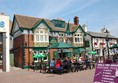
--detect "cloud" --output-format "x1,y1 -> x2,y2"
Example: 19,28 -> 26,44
59,0 -> 100,18
37,0 -> 72,18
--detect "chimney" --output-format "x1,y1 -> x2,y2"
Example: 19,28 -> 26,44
74,16 -> 79,25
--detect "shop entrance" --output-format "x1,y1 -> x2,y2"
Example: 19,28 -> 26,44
0,33 -> 3,70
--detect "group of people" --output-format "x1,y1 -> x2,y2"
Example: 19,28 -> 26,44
50,57 -> 71,74
49,55 -> 96,74
98,53 -> 118,64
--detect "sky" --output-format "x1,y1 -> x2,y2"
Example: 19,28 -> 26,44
0,0 -> 118,37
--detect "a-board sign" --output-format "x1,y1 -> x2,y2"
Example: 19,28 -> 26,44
93,63 -> 118,83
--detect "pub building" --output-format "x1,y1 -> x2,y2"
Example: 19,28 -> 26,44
10,14 -> 86,68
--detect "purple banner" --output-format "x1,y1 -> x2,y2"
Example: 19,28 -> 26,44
93,63 -> 118,83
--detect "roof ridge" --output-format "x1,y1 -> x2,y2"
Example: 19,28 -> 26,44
14,14 -> 51,21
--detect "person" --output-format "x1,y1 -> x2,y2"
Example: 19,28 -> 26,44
91,57 -> 96,68
66,57 -> 72,72
55,58 -> 63,74
62,57 -> 68,70
85,58 -> 91,70
105,56 -> 112,64
98,56 -> 104,63
50,58 -> 55,73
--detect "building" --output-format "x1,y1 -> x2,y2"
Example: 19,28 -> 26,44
10,14 -> 86,68
85,26 -> 117,58
0,13 -> 10,72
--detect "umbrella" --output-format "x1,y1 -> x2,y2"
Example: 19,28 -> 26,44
110,43 -> 118,49
33,54 -> 41,58
33,53 -> 46,58
73,48 -> 86,53
88,51 -> 97,55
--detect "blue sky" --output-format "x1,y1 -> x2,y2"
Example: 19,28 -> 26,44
0,0 -> 118,37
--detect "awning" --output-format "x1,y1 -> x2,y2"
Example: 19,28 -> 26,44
110,43 -> 118,49
48,42 -> 74,49
73,48 -> 86,53
33,47 -> 48,51
88,51 -> 97,55
58,49 -> 72,53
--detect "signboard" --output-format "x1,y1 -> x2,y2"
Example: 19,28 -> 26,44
93,63 -> 118,83
49,37 -> 57,45
0,21 -> 5,28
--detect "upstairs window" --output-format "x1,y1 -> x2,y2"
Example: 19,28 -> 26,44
74,33 -> 83,43
34,29 -> 49,42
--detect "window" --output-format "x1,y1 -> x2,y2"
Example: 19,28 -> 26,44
96,39 -> 99,43
34,29 -> 49,42
59,33 -> 64,36
51,20 -> 65,28
74,33 -> 83,43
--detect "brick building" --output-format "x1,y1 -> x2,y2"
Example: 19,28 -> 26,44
10,14 -> 86,68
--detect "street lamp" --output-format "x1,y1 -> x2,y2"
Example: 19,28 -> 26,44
28,29 -> 30,71
104,29 -> 110,59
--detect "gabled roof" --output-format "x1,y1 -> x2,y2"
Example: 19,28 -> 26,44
13,14 -> 84,33
87,31 -> 117,39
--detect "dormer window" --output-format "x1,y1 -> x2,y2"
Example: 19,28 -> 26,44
51,19 -> 65,28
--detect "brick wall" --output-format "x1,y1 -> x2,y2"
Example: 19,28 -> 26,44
49,49 -> 58,61
14,34 -> 34,68
24,34 -> 33,66
14,35 -> 23,68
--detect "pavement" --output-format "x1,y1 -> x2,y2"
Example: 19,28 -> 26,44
0,68 -> 95,83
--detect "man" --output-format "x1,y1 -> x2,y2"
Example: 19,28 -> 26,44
50,58 -> 55,73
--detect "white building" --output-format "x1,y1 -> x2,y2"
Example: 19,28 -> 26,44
83,25 -> 117,58
0,13 -> 10,72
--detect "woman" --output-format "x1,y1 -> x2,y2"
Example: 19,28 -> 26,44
55,58 -> 63,74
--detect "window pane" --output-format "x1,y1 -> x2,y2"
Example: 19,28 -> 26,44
78,38 -> 79,42
80,38 -> 82,42
45,35 -> 48,41
35,30 -> 39,34
36,35 -> 39,41
40,35 -> 43,41
40,31 -> 43,34
75,38 -> 77,42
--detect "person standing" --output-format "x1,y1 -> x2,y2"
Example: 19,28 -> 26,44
85,58 -> 91,70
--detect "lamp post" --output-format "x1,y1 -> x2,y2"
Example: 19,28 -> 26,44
104,29 -> 110,59
28,29 -> 30,71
